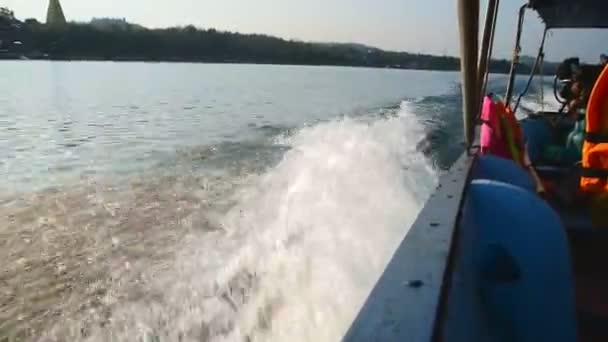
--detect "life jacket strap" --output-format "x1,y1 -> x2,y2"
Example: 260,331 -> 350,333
585,132 -> 608,144
581,168 -> 608,179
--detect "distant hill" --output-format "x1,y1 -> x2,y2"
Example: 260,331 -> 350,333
520,55 -> 538,67
314,42 -> 381,53
89,17 -> 145,31
518,55 -> 559,74
1,6 -> 536,74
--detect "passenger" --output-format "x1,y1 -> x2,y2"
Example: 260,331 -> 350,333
559,60 -> 603,162
566,83 -> 581,119
542,57 -> 601,165
555,57 -> 579,82
555,58 -> 581,119
601,54 -> 607,66
555,57 -> 602,120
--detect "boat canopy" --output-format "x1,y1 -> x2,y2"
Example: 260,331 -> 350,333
529,0 -> 608,29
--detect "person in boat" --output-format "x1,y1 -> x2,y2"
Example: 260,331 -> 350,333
601,54 -> 607,66
556,57 -> 602,120
542,58 -> 603,166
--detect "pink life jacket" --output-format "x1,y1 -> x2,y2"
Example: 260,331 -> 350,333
480,95 -> 511,160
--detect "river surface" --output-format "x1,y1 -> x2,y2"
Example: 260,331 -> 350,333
0,61 -> 551,341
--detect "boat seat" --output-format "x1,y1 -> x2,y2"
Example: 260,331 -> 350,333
535,165 -> 573,178
461,179 -> 577,341
529,111 -> 562,118
521,113 -> 585,170
472,155 -> 535,192
558,200 -> 608,234
520,116 -> 554,163
561,210 -> 599,234
474,154 -> 605,234
578,310 -> 608,341
536,167 -> 607,233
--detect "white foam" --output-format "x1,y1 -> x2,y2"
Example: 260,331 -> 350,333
516,85 -> 563,118
54,102 -> 436,342
220,104 -> 436,342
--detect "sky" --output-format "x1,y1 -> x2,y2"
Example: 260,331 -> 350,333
3,0 -> 608,62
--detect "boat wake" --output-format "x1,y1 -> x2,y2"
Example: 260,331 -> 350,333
515,85 -> 563,118
2,103 -> 436,342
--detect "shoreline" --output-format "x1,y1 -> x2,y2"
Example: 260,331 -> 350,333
0,56 -> 517,74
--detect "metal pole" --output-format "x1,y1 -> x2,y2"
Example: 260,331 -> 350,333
505,5 -> 527,106
457,0 -> 480,148
478,0 -> 499,99
513,28 -> 548,112
480,0 -> 500,99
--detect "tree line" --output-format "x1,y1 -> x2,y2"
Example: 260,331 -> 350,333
1,8 -> 547,74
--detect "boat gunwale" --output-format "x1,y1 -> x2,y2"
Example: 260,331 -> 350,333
343,154 -> 475,342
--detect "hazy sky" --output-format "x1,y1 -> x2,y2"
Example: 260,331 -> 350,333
3,0 -> 608,62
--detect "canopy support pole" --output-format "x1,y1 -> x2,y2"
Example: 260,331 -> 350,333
478,0 -> 500,100
457,0 -> 480,148
505,5 -> 527,106
480,0 -> 501,100
513,28 -> 548,113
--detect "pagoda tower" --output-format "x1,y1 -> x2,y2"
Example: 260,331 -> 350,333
46,0 -> 67,26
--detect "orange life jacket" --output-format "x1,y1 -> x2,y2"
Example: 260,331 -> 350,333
581,64 -> 608,193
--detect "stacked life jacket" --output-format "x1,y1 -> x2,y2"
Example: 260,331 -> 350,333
581,64 -> 608,194
480,95 -> 526,166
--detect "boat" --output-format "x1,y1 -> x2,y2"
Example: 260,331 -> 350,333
344,0 -> 608,341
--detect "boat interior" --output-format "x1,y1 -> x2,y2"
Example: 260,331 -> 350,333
464,0 -> 608,340
521,83 -> 608,340
344,1 -> 608,341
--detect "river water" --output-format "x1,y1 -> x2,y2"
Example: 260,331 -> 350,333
0,61 -> 547,341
